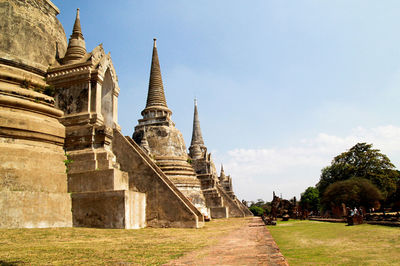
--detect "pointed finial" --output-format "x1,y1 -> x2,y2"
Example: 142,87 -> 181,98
153,38 -> 157,48
189,98 -> 206,159
142,38 -> 170,112
189,98 -> 204,147
63,7 -> 86,64
72,8 -> 84,38
219,164 -> 227,181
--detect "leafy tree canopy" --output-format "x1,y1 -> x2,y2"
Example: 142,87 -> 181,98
322,177 -> 383,209
300,187 -> 320,212
316,143 -> 399,199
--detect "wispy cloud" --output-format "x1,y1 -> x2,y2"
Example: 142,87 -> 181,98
213,125 -> 400,202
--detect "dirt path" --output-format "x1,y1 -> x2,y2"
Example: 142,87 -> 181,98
165,217 -> 288,266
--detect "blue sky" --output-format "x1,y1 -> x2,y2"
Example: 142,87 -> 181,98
52,0 -> 400,202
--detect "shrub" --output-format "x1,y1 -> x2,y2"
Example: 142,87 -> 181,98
249,205 -> 264,216
322,177 -> 383,209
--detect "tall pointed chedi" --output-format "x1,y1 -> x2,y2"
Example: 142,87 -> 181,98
189,99 -> 206,159
219,164 -> 234,197
63,8 -> 87,64
219,164 -> 227,181
143,39 -> 170,112
140,39 -> 172,124
188,102 -> 248,219
133,39 -> 209,218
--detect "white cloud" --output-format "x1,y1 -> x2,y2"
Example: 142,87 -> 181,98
213,125 -> 400,202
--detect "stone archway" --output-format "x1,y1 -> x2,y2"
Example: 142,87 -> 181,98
101,68 -> 114,128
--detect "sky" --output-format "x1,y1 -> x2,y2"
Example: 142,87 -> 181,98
52,0 -> 400,202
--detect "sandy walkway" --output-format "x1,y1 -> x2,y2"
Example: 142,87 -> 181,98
165,217 -> 288,266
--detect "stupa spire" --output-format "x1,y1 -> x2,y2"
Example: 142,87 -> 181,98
189,99 -> 206,159
190,99 -> 205,146
63,8 -> 87,64
219,164 -> 227,181
145,38 -> 168,109
72,8 -> 84,39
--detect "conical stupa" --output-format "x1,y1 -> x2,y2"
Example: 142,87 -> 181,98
133,39 -> 209,218
189,99 -> 207,159
63,9 -> 86,64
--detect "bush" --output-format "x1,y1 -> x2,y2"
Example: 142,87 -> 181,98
249,205 -> 264,216
322,177 -> 383,209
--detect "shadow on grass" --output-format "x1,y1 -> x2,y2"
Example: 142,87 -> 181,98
0,261 -> 24,266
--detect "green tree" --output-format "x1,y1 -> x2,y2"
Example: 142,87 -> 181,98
300,187 -> 320,212
249,205 -> 264,216
322,177 -> 383,209
248,199 -> 271,215
316,143 -> 399,199
386,178 -> 400,210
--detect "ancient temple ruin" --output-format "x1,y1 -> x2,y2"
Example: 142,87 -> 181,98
0,0 -> 250,229
188,101 -> 253,218
132,39 -> 210,218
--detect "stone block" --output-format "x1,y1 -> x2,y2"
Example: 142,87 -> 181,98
0,191 -> 72,228
68,168 -> 129,193
68,150 -> 96,161
67,159 -> 97,173
210,206 -> 229,219
204,194 -> 224,208
71,190 -> 146,229
0,138 -> 68,193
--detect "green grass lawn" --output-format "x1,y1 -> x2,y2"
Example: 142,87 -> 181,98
268,220 -> 400,265
0,218 -> 247,265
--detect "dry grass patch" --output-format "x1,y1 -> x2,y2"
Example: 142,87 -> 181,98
268,220 -> 400,265
0,218 -> 247,265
